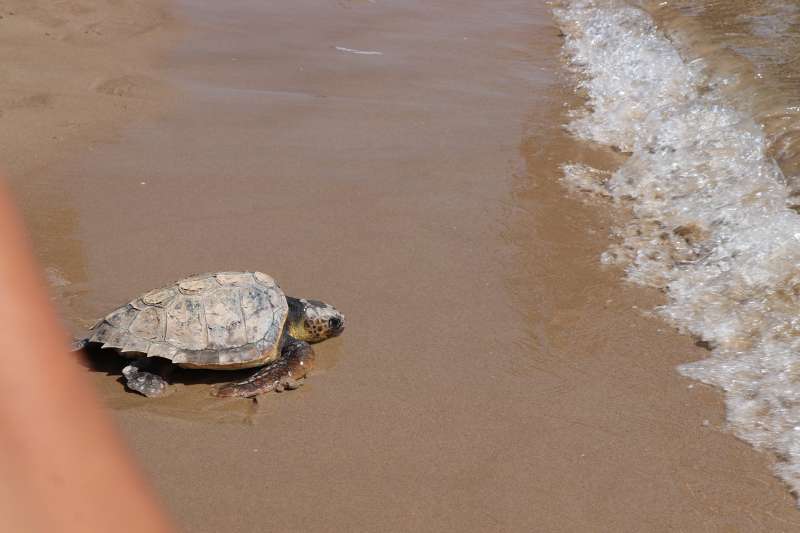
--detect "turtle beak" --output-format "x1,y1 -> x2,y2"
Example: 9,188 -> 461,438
328,315 -> 345,336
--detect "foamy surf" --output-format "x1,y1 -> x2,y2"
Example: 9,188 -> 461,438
554,0 -> 800,498
334,46 -> 384,56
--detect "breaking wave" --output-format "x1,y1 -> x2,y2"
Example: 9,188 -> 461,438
554,0 -> 800,497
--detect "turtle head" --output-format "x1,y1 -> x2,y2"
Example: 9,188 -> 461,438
287,297 -> 345,343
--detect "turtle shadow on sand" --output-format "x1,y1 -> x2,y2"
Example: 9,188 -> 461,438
80,344 -> 257,389
78,345 -> 273,424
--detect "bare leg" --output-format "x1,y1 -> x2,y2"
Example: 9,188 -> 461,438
212,339 -> 315,398
0,180 -> 175,532
122,357 -> 173,398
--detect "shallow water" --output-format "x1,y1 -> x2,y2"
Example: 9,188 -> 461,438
557,0 -> 800,499
643,0 -> 800,186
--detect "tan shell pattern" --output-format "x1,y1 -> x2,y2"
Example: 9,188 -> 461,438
87,272 -> 289,368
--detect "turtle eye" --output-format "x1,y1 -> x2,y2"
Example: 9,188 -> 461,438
329,317 -> 342,330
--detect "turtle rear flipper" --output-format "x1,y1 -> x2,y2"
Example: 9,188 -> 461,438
70,338 -> 89,352
122,357 -> 174,398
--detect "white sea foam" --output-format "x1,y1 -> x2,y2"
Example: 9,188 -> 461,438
554,0 -> 800,496
334,46 -> 383,56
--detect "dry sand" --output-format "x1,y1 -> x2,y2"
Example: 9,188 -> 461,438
7,0 -> 800,531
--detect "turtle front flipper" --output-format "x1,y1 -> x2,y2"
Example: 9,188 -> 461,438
212,339 -> 315,398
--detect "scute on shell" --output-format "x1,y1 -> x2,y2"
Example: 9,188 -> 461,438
87,272 -> 288,368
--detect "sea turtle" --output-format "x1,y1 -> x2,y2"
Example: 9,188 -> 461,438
74,271 -> 345,398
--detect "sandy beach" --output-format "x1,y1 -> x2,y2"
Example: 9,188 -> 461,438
7,0 -> 800,530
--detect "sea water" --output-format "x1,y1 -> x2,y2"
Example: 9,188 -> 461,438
554,0 -> 800,497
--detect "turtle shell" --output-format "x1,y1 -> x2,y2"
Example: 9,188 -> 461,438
87,272 -> 289,369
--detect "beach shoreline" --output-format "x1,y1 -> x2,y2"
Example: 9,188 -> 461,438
7,0 -> 800,530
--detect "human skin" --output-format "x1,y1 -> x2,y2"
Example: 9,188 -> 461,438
0,181 -> 175,533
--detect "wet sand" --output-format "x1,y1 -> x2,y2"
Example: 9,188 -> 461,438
0,0 -> 176,315
9,0 -> 800,530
